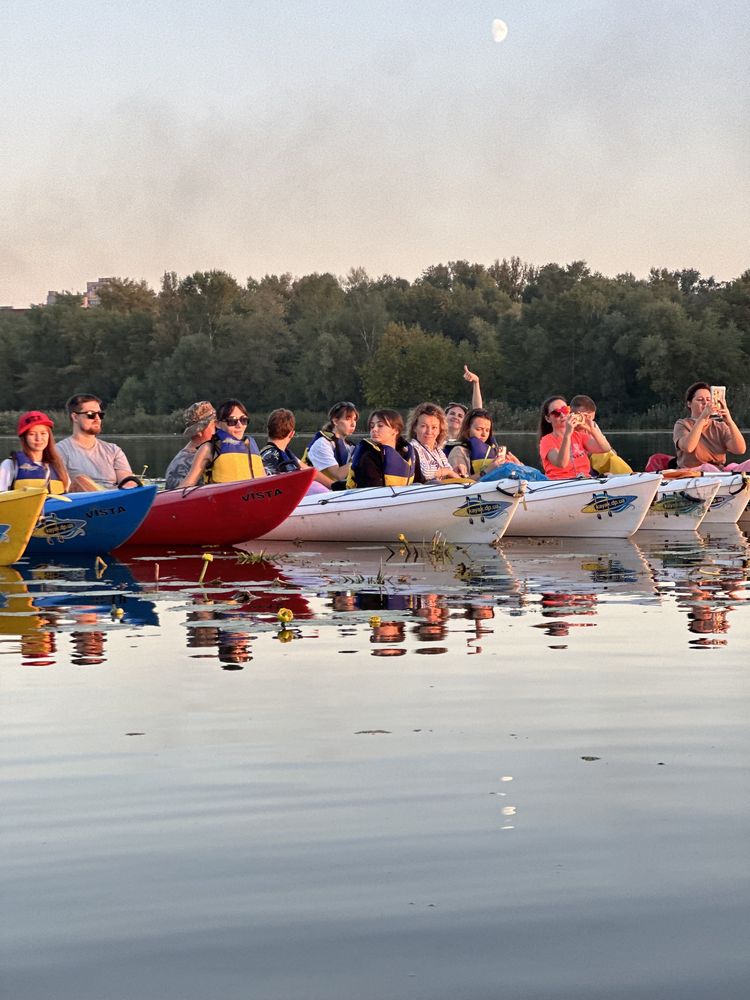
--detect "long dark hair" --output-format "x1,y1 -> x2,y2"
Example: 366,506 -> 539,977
458,408 -> 495,445
368,408 -> 405,439
323,401 -> 359,435
538,395 -> 568,440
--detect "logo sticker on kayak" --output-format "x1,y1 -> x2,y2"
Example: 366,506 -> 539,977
33,514 -> 87,543
453,498 -> 512,521
651,493 -> 706,518
580,492 -> 637,519
0,523 -> 9,543
709,494 -> 731,510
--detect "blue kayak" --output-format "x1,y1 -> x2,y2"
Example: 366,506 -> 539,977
24,485 -> 157,556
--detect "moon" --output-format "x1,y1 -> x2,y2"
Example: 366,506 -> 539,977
491,18 -> 508,43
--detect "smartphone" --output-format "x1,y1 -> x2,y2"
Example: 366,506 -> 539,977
710,385 -> 726,420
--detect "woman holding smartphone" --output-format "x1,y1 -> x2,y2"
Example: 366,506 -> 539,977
674,382 -> 746,470
538,396 -> 612,479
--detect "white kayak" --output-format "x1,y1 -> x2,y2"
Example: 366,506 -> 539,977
505,473 -> 662,538
700,472 -> 750,524
258,477 -> 526,544
637,476 -> 722,532
501,535 -> 658,601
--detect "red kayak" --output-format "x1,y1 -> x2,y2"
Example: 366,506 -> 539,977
117,550 -> 314,619
118,467 -> 314,548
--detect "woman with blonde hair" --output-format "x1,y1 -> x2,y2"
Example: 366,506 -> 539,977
406,402 -> 464,480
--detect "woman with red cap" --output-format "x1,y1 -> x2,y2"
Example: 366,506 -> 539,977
0,411 -> 70,493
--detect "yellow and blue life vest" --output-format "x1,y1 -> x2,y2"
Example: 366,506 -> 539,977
206,429 -> 265,483
466,436 -> 500,477
346,438 -> 416,489
11,451 -> 65,494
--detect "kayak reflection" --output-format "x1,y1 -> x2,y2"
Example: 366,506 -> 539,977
640,526 -> 750,644
1,556 -> 160,666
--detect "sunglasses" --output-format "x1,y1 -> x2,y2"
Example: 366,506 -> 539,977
548,406 -> 570,419
225,416 -> 249,427
75,410 -> 105,419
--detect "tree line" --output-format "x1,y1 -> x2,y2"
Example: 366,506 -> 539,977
1,258 -> 749,432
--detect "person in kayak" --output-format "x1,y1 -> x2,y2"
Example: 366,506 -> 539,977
569,395 -> 632,473
539,396 -> 612,479
0,410 -> 70,493
180,398 -> 266,487
407,402 -> 466,480
444,365 -> 483,456
164,401 -> 217,490
303,401 -> 358,487
347,409 -> 424,488
674,382 -> 746,470
57,393 -> 136,490
448,408 -> 521,480
261,408 -> 329,492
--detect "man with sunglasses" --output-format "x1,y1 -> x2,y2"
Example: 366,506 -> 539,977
57,393 -> 136,490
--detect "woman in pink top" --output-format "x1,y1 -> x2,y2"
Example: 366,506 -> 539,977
538,395 -> 612,479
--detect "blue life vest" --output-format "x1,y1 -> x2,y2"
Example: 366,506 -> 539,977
466,436 -> 500,477
11,451 -> 65,494
303,429 -> 351,472
347,439 -> 416,489
261,443 -> 301,475
206,429 -> 265,483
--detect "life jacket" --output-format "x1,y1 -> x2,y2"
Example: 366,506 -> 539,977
346,438 -> 416,489
302,429 -> 351,471
11,451 -> 65,494
466,436 -> 500,477
260,443 -> 301,475
205,429 -> 265,483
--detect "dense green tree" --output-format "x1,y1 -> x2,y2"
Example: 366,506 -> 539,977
97,277 -> 157,313
177,270 -> 243,345
361,323 -> 465,408
339,267 -> 390,357
2,259 -> 748,429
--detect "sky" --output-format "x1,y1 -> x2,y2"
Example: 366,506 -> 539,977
2,0 -> 748,306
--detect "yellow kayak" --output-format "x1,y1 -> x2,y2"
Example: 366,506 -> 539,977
0,489 -> 46,565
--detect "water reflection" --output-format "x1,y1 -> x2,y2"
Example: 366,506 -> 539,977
638,526 -> 750,645
2,529 -> 749,666
0,557 -> 158,667
185,597 -> 255,668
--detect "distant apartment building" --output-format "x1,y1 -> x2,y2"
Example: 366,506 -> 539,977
83,277 -> 114,307
45,277 -> 114,308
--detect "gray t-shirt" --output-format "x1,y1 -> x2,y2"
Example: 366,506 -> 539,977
57,436 -> 132,489
164,443 -> 198,490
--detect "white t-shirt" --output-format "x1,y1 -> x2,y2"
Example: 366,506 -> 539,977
0,458 -> 16,492
306,436 -> 351,473
57,436 -> 132,488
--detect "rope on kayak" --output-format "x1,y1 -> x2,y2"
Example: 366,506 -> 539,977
728,474 -> 749,496
493,480 -> 527,500
678,491 -> 711,504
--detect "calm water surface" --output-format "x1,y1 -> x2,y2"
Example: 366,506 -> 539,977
2,527 -> 749,999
